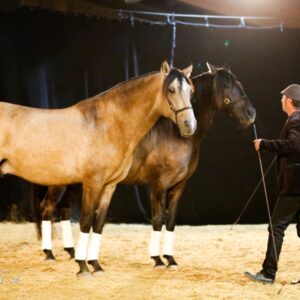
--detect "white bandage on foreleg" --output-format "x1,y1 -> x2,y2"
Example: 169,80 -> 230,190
86,232 -> 102,261
61,220 -> 74,248
162,230 -> 175,256
75,232 -> 89,260
149,230 -> 161,257
42,220 -> 52,250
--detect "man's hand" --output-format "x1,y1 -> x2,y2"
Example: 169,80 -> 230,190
253,139 -> 262,151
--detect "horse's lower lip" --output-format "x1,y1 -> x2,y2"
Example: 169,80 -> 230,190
180,130 -> 194,137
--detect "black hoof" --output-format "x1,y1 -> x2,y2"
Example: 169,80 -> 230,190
151,256 -> 166,268
64,247 -> 75,259
43,249 -> 56,260
163,255 -> 178,268
76,259 -> 90,275
88,260 -> 104,273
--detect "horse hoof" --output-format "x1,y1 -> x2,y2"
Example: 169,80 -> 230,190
43,249 -> 56,260
76,271 -> 92,278
64,247 -> 75,259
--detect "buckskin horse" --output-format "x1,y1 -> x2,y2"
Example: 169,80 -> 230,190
0,61 -> 196,276
35,63 -> 255,270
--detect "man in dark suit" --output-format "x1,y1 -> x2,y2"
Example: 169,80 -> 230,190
245,84 -> 300,284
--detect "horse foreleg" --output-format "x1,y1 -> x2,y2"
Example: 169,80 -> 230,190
41,185 -> 66,260
163,181 -> 187,268
149,187 -> 167,268
75,181 -> 102,277
87,184 -> 116,275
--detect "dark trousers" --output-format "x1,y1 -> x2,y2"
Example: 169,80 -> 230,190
261,195 -> 300,279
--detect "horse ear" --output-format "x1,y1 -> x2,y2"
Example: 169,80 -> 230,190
160,61 -> 170,77
182,64 -> 193,78
223,63 -> 231,72
206,62 -> 217,74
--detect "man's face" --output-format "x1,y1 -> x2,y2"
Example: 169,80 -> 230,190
281,95 -> 288,113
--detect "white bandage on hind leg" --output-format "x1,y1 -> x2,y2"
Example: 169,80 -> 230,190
162,230 -> 175,256
75,232 -> 89,260
61,220 -> 74,248
149,230 -> 161,257
42,220 -> 52,250
86,232 -> 102,261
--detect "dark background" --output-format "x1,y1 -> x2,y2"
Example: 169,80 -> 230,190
0,3 -> 299,225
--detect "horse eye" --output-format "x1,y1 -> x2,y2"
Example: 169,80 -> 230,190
169,87 -> 176,94
224,98 -> 231,105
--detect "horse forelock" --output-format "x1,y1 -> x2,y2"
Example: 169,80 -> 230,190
162,69 -> 192,97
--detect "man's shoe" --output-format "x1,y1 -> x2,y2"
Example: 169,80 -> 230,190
244,271 -> 274,284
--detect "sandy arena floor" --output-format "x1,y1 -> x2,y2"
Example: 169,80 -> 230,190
0,222 -> 299,300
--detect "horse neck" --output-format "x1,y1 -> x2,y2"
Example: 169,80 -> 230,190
192,73 -> 217,139
100,73 -> 164,149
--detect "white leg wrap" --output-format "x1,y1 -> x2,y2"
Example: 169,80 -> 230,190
163,230 -> 174,256
149,230 -> 161,257
61,220 -> 74,248
42,220 -> 52,250
87,232 -> 102,261
75,232 -> 89,260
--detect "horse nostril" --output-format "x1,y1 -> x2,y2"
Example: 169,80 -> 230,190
184,120 -> 190,127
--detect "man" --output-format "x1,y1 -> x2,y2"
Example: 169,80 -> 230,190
245,84 -> 300,284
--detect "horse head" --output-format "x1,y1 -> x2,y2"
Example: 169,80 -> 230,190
160,61 -> 197,137
207,62 -> 256,127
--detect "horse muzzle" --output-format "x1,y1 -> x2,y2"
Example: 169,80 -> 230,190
176,109 -> 197,137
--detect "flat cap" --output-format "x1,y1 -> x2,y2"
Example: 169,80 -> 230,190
281,84 -> 300,102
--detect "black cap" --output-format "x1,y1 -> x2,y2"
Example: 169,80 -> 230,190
281,84 -> 300,102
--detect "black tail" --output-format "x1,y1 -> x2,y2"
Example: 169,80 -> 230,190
30,184 -> 47,240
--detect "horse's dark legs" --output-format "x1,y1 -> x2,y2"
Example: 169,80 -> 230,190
88,184 -> 116,275
150,187 -> 167,268
163,181 -> 186,268
40,185 -> 66,260
75,181 -> 102,277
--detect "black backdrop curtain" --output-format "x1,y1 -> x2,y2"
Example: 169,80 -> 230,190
1,7 -> 300,224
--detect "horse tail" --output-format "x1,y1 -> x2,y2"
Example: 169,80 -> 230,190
30,184 -> 46,240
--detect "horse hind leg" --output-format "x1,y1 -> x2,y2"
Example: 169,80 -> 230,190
163,181 -> 187,268
40,185 -> 66,260
58,185 -> 79,259
149,187 -> 167,268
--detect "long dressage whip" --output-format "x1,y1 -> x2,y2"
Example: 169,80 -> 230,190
252,123 -> 278,263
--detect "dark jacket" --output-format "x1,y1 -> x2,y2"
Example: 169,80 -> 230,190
260,110 -> 300,195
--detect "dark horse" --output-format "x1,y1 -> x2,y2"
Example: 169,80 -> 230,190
0,61 -> 196,276
34,63 -> 255,269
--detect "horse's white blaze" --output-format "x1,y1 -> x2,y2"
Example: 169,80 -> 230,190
86,232 -> 102,261
182,79 -> 190,95
75,232 -> 89,260
61,220 -> 74,248
41,220 -> 52,250
162,230 -> 174,256
149,230 -> 161,256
